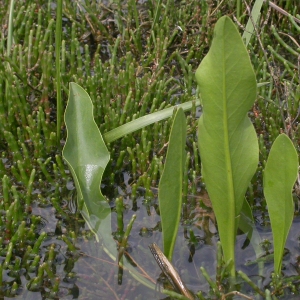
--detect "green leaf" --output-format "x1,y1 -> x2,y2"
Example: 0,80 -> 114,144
62,83 -> 155,290
103,100 -> 200,143
158,108 -> 186,261
63,82 -> 110,220
263,134 -> 298,275
242,0 -> 264,46
196,16 -> 258,276
62,83 -> 114,252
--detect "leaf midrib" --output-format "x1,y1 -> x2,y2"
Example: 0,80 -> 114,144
222,35 -> 236,251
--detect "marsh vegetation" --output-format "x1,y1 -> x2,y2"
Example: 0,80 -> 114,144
1,0 -> 300,299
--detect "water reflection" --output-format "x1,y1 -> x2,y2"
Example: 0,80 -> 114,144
73,193 -> 300,299
25,185 -> 300,299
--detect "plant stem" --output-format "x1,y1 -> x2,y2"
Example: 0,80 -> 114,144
56,0 -> 62,145
7,0 -> 15,54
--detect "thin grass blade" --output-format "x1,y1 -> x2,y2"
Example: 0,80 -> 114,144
103,100 -> 199,143
242,0 -> 264,46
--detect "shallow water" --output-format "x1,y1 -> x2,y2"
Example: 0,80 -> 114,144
5,172 -> 299,300
69,190 -> 300,299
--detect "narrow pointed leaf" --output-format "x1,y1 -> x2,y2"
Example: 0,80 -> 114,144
159,108 -> 186,261
196,16 -> 258,274
242,0 -> 264,46
263,134 -> 298,275
103,100 -> 200,143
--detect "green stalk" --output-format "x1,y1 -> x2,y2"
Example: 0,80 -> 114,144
236,0 -> 241,22
56,0 -> 63,145
7,0 -> 15,54
5,0 -> 15,126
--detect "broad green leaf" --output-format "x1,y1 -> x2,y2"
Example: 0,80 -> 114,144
62,83 -> 155,290
63,82 -> 110,220
103,100 -> 200,143
159,108 -> 186,261
63,83 -> 113,255
263,134 -> 298,275
196,16 -> 258,276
